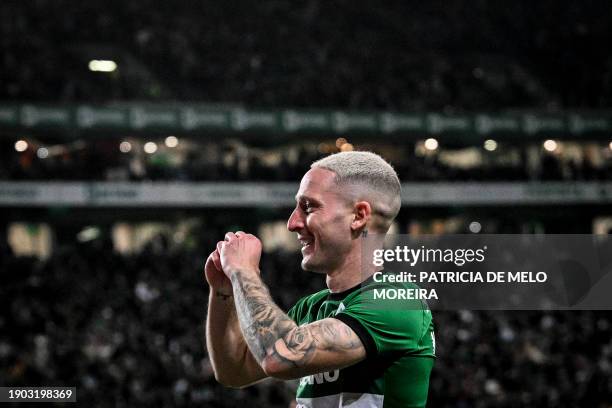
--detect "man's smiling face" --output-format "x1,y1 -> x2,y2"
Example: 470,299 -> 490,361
287,168 -> 355,273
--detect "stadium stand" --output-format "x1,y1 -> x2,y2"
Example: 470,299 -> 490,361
1,1 -> 611,108
1,1 -> 611,407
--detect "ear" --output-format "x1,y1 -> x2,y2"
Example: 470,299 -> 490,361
351,201 -> 372,232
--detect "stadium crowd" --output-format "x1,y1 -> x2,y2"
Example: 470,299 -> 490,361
1,229 -> 610,407
1,1 -> 611,109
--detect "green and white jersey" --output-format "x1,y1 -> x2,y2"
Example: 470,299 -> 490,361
287,277 -> 435,408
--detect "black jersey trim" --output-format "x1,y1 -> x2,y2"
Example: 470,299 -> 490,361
328,275 -> 376,301
334,313 -> 378,358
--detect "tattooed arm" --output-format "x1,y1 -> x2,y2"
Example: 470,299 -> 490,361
204,251 -> 267,388
230,270 -> 366,380
219,232 -> 366,380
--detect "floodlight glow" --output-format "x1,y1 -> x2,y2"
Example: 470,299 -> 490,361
144,142 -> 158,154
484,139 -> 497,151
77,226 -> 100,243
165,136 -> 179,148
340,143 -> 354,152
37,147 -> 49,159
317,143 -> 329,154
88,60 -> 117,72
543,139 -> 558,152
15,140 -> 28,152
335,137 -> 347,148
424,138 -> 439,151
119,141 -> 132,153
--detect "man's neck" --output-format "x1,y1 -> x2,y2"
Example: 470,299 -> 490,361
325,252 -> 376,293
325,233 -> 384,293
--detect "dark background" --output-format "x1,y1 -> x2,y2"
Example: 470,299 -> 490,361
1,1 -> 611,407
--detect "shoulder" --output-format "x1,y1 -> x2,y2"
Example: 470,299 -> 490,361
336,280 -> 435,357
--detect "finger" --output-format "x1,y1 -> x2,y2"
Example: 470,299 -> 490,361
235,231 -> 245,236
212,249 -> 222,271
224,232 -> 236,241
205,252 -> 214,268
216,241 -> 224,253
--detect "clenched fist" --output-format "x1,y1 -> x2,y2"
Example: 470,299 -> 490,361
216,231 -> 262,279
204,250 -> 231,292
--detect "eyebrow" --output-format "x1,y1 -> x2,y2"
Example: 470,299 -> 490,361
295,194 -> 318,203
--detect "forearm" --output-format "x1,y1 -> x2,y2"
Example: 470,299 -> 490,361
230,270 -> 331,379
230,270 -> 366,380
230,271 -> 297,364
205,289 -> 265,387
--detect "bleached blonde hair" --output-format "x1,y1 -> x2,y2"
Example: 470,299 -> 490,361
311,151 -> 401,232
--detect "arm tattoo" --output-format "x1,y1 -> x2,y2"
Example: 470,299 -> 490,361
230,271 -> 295,362
230,271 -> 363,370
270,319 -> 362,369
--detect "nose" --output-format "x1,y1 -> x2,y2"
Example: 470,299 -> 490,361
287,207 -> 304,232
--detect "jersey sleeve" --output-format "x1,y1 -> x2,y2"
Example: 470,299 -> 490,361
334,287 -> 434,359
